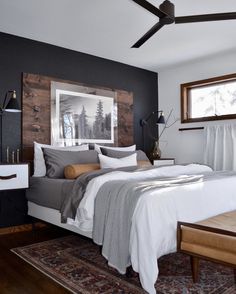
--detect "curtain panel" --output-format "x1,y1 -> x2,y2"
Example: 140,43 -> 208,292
204,124 -> 236,171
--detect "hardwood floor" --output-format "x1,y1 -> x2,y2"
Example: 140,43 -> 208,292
0,225 -> 72,294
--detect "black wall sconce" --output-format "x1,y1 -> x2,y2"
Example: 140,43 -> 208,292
140,110 -> 166,151
140,109 -> 178,159
140,110 -> 165,127
0,90 -> 21,162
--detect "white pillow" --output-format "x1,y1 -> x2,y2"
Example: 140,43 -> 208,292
99,153 -> 137,169
95,144 -> 136,154
33,141 -> 89,177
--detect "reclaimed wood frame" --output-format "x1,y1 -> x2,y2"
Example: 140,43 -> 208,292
22,73 -> 134,169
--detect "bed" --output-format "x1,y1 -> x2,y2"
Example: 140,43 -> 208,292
26,162 -> 236,294
21,77 -> 236,293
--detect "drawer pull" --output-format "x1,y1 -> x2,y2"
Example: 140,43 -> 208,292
0,174 -> 17,180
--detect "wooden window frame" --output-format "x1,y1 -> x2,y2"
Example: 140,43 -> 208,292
181,73 -> 236,123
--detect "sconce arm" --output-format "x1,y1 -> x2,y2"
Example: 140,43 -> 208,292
140,110 -> 163,126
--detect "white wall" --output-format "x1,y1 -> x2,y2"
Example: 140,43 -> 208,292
158,50 -> 236,164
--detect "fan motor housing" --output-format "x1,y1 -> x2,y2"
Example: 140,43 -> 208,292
159,0 -> 175,24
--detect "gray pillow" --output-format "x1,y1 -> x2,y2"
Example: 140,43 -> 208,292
43,148 -> 99,178
100,148 -> 150,162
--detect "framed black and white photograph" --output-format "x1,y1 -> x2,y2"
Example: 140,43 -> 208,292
51,82 -> 116,145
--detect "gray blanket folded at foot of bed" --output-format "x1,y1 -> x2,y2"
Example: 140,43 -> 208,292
60,165 -> 157,222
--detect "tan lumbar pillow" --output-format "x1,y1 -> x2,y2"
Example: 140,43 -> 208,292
64,163 -> 100,179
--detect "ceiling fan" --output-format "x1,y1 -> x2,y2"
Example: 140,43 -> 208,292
132,0 -> 236,48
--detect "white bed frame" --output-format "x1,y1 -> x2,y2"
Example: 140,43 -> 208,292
28,201 -> 92,239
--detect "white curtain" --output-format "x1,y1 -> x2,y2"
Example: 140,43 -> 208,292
204,124 -> 236,171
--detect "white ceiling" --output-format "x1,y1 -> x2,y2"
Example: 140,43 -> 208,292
0,0 -> 236,72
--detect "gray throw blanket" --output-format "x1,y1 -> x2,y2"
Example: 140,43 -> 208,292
60,165 -> 157,222
92,171 -> 236,274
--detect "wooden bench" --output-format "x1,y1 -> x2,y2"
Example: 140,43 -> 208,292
177,210 -> 236,283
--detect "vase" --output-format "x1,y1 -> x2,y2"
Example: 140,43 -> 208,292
150,140 -> 161,160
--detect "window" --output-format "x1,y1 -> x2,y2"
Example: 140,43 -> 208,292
181,74 -> 236,123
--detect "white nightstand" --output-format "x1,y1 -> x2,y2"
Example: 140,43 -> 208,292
0,163 -> 29,191
153,158 -> 175,167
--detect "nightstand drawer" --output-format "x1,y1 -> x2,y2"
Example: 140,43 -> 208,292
153,159 -> 175,167
0,164 -> 29,191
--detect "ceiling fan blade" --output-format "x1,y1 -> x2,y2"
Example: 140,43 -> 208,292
132,0 -> 167,18
175,12 -> 236,24
132,22 -> 165,48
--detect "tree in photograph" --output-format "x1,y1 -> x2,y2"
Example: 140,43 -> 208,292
60,96 -> 73,140
105,113 -> 111,131
93,100 -> 105,138
102,113 -> 112,139
73,114 -> 80,139
79,106 -> 90,139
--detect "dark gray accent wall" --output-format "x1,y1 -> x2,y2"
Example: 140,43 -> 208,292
0,32 -> 158,159
0,32 -> 158,227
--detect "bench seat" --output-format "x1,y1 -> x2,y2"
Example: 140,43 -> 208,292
177,210 -> 236,283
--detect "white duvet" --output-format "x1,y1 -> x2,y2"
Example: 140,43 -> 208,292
67,164 -> 236,294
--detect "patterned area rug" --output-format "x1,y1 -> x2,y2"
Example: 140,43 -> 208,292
12,235 -> 236,294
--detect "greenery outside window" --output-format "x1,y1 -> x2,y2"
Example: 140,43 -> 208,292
181,73 -> 236,123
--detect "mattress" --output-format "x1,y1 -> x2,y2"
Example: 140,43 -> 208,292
26,177 -> 75,210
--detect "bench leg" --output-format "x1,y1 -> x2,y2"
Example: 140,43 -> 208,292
191,256 -> 199,283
